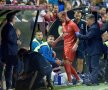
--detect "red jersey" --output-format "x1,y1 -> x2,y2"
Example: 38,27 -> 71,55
62,20 -> 79,61
62,20 -> 79,48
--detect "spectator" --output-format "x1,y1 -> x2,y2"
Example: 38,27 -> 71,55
1,12 -> 19,90
65,1 -> 72,11
52,5 -> 59,21
58,0 -> 65,12
29,11 -> 37,32
48,0 -> 58,5
37,9 -> 46,37
72,0 -> 82,8
80,0 -> 90,6
6,0 -> 11,4
44,4 -> 53,22
104,0 -> 108,8
44,3 -> 54,33
98,7 -> 107,22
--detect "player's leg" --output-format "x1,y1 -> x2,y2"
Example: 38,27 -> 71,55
64,60 -> 72,83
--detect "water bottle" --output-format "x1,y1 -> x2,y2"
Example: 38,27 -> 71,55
54,74 -> 58,85
58,75 -> 61,85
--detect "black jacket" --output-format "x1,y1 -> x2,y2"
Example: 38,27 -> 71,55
1,22 -> 18,60
101,21 -> 108,33
78,23 -> 104,56
22,52 -> 52,75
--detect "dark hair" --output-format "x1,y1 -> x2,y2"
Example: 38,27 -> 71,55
47,35 -> 54,39
86,14 -> 95,21
75,10 -> 82,14
6,12 -> 16,22
18,48 -> 28,57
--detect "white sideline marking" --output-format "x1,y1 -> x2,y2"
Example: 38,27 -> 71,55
98,87 -> 108,90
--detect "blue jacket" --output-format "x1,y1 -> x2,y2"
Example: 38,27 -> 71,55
1,22 -> 18,60
31,37 -> 43,51
38,42 -> 56,64
78,23 -> 104,56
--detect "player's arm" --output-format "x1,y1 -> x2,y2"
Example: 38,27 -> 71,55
52,35 -> 63,47
72,22 -> 80,51
75,37 -> 79,45
72,35 -> 79,51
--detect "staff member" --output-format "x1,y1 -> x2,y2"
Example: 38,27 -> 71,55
77,14 -> 104,85
100,15 -> 108,84
1,12 -> 19,90
72,10 -> 86,74
31,31 -> 44,51
34,35 -> 61,89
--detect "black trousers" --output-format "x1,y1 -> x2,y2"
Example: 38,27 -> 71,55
86,54 -> 100,84
0,62 -> 3,81
105,47 -> 108,82
5,55 -> 18,89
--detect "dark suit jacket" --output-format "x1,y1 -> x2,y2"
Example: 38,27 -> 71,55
1,22 -> 18,61
101,21 -> 108,33
78,23 -> 104,56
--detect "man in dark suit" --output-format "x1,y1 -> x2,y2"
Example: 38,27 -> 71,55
77,14 -> 104,85
101,19 -> 108,84
1,12 -> 19,90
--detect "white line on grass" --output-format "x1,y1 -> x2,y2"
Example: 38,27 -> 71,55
98,87 -> 108,90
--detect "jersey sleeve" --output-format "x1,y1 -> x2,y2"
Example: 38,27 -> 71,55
71,22 -> 80,32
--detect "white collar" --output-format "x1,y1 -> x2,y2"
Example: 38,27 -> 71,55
10,22 -> 13,26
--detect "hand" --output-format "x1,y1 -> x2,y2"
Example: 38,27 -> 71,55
102,32 -> 108,41
17,40 -> 22,46
53,51 -> 56,58
72,43 -> 78,52
52,41 -> 57,47
56,59 -> 61,65
63,60 -> 72,65
3,63 -> 6,67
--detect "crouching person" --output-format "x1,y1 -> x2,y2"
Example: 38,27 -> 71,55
34,35 -> 62,89
17,48 -> 52,90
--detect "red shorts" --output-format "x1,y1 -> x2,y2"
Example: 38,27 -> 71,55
63,48 -> 76,62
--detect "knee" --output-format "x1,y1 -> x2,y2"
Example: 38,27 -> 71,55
65,69 -> 71,74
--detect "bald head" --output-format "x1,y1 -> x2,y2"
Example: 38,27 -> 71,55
58,11 -> 68,22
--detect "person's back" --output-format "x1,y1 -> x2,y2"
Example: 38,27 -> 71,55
18,48 -> 52,89
22,51 -> 52,75
1,22 -> 18,59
